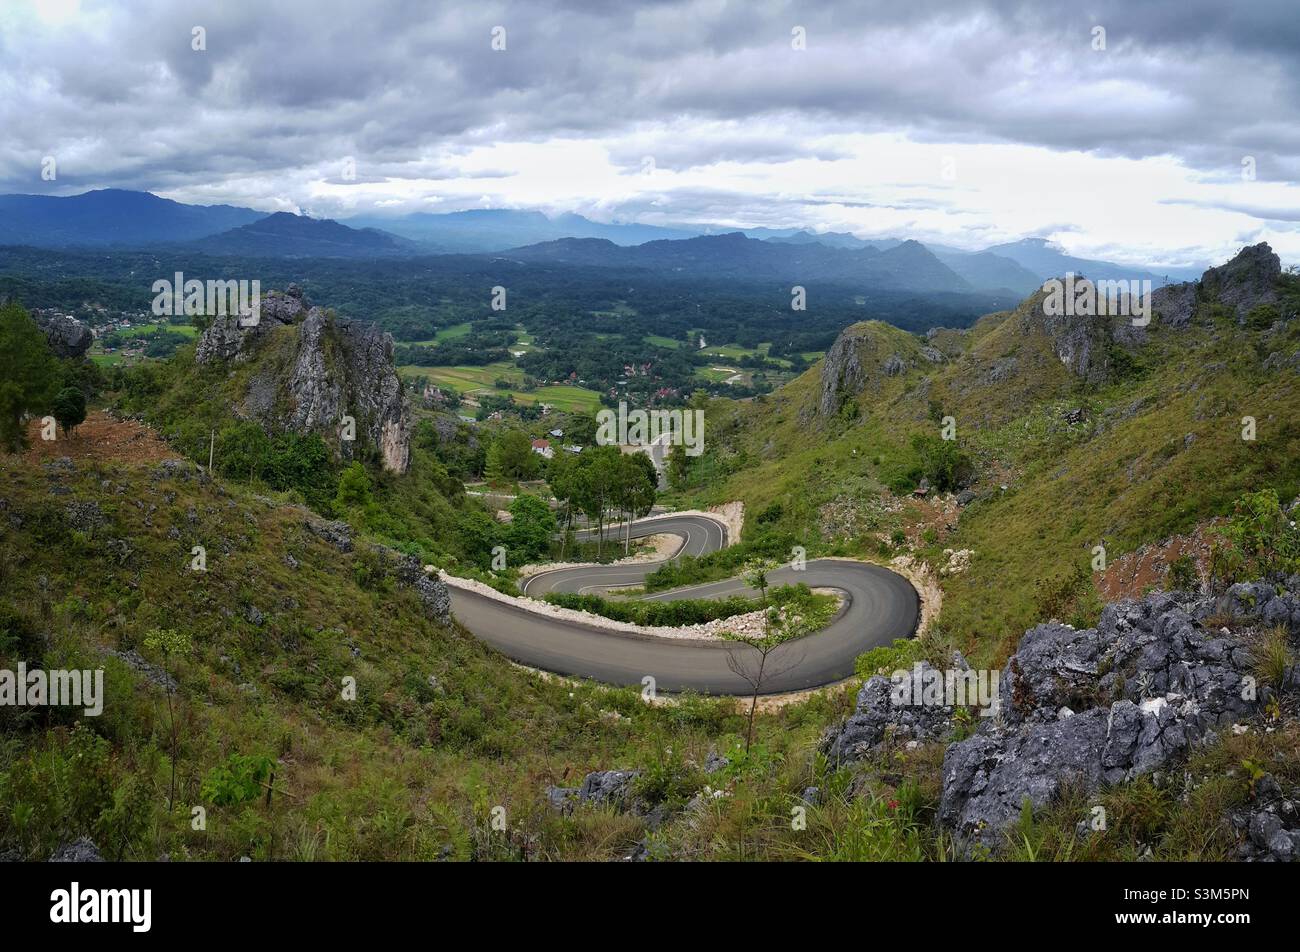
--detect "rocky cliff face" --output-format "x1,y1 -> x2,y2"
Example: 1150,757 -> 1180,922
1199,241 -> 1281,321
1151,242 -> 1281,328
194,284 -> 309,363
1026,288 -> 1117,383
819,326 -> 875,417
817,322 -> 928,417
196,285 -> 411,474
32,312 -> 92,359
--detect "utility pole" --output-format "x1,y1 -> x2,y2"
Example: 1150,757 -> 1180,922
208,429 -> 215,472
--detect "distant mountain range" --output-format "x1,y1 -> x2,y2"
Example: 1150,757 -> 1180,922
0,189 -> 263,247
979,237 -> 1201,286
188,211 -> 415,258
738,228 -> 897,250
345,208 -> 698,252
498,233 -> 981,293
0,188 -> 1204,287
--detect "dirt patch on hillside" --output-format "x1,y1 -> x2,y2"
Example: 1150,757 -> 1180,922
21,410 -> 180,466
1095,521 -> 1221,601
900,492 -> 960,545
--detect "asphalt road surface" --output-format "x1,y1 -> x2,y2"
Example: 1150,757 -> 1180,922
447,513 -> 919,695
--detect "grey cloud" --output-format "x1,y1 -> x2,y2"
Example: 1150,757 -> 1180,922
0,0 -> 1296,236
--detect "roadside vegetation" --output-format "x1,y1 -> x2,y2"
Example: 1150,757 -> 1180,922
542,583 -> 832,628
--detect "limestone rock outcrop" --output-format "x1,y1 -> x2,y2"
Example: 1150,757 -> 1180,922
32,312 -> 92,359
196,286 -> 411,473
937,583 -> 1294,847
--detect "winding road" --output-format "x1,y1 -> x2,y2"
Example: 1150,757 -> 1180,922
446,513 -> 920,695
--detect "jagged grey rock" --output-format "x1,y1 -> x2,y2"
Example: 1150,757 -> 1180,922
822,659 -> 963,762
1199,242 -> 1281,322
194,288 -> 306,363
1029,290 -> 1114,382
397,555 -> 452,626
107,648 -> 177,692
1230,774 -> 1300,862
196,288 -> 411,473
64,500 -> 105,533
546,769 -> 641,814
32,313 -> 93,359
703,749 -> 730,774
937,585 -> 1292,847
1151,280 -> 1198,329
49,838 -> 104,862
819,327 -> 872,417
304,517 -> 353,553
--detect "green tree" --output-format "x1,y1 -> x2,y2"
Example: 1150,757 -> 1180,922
546,451 -> 587,557
334,461 -> 374,511
911,433 -> 973,492
667,442 -> 691,491
486,429 -> 538,481
508,493 -> 557,563
51,387 -> 87,438
616,452 -> 659,554
0,304 -> 60,452
563,413 -> 598,446
580,445 -> 622,558
457,509 -> 503,569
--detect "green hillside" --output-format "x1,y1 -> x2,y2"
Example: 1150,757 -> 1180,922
681,248 -> 1300,663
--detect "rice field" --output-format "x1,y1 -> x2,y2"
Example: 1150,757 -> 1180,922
398,363 -> 602,412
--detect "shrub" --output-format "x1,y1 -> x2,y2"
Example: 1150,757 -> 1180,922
1211,489 -> 1300,589
910,433 -> 973,492
201,753 -> 275,807
545,584 -> 822,628
1165,553 -> 1199,592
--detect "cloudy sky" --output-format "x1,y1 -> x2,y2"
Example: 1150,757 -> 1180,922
1,0 -> 1297,268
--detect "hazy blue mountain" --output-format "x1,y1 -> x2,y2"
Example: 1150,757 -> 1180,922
742,228 -> 896,250
501,232 -> 972,293
345,208 -> 699,252
983,237 -> 1201,286
189,212 -> 415,258
0,188 -> 264,247
932,249 -> 1045,295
